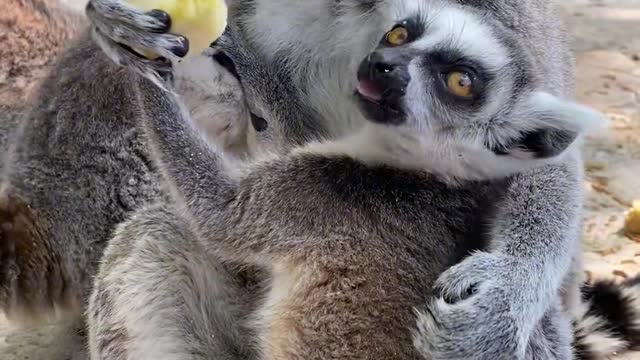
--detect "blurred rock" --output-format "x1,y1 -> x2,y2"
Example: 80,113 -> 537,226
0,0 -> 85,107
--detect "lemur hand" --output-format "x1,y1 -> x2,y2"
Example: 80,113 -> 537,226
415,252 -> 545,359
85,0 -> 188,82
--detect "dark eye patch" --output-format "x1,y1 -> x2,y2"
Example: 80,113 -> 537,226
250,113 -> 268,132
421,49 -> 493,110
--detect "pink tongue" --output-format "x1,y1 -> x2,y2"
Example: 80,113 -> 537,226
357,80 -> 382,102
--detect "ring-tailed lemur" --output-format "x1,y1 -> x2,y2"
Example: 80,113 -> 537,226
87,2 -> 636,359
0,34 -> 265,323
2,0 -> 640,358
0,0 -> 321,326
85,0 -> 637,358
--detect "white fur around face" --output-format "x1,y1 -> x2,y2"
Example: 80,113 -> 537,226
409,5 -> 510,73
295,123 -> 552,184
237,0 -> 606,182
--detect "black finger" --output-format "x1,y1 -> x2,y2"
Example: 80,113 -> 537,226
170,35 -> 189,58
146,9 -> 172,33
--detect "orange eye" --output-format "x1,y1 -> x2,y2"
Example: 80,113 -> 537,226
446,71 -> 474,98
385,26 -> 409,46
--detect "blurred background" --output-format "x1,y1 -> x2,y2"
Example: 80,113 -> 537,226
1,0 -> 639,358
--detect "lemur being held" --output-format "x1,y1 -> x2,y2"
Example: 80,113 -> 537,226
86,0 -> 618,357
0,0 -> 317,328
87,2 -> 614,359
0,35 -> 261,323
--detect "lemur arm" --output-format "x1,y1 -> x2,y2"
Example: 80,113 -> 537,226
137,79 -> 239,239
492,157 -> 582,292
137,78 -> 295,262
426,155 -> 586,358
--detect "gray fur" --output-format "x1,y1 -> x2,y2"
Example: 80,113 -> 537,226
129,67 -> 573,358
88,203 -> 261,359
0,0 -> 625,359
236,0 -> 595,357
0,35 -> 159,321
228,0 -> 595,357
0,105 -> 22,165
0,32 -> 254,322
85,2 -> 603,358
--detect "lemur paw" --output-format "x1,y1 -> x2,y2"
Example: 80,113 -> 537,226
86,0 -> 188,84
415,252 -> 532,359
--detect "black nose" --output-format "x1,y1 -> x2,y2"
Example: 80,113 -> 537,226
357,50 -> 411,95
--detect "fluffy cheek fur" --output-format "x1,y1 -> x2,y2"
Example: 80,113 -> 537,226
401,59 -> 606,182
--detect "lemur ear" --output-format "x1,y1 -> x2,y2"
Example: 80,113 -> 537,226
494,92 -> 607,160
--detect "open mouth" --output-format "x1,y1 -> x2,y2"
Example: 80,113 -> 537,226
356,79 -> 383,104
354,54 -> 408,125
354,81 -> 406,125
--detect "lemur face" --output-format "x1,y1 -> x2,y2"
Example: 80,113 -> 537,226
354,2 -> 603,164
355,4 -> 525,135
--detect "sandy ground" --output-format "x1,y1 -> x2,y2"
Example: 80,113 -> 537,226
562,0 -> 640,283
1,0 -> 639,358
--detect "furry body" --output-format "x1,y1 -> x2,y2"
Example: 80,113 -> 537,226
2,0 -> 639,358
230,1 -> 588,356
87,71 -> 569,359
88,1 -> 607,357
0,33 -> 253,321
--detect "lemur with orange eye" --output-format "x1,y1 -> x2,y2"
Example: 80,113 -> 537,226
83,1 -> 633,359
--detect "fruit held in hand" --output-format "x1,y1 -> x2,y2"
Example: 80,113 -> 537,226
625,200 -> 640,239
127,0 -> 227,58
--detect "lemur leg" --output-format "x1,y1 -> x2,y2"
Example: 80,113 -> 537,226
87,204 -> 257,360
560,251 -> 586,317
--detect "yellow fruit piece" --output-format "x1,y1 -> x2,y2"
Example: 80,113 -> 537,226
127,0 -> 227,58
624,200 -> 640,237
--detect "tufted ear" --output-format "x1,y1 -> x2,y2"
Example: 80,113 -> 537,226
492,92 -> 607,160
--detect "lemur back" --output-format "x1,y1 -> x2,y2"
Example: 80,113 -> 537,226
0,35 -> 158,320
0,31 -> 260,321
